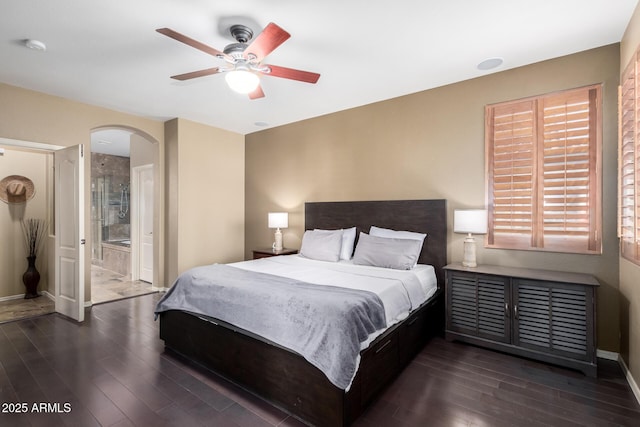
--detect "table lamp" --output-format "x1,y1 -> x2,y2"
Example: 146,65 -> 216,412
268,212 -> 288,251
454,209 -> 488,268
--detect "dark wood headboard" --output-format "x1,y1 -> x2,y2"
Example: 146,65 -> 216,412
305,199 -> 447,286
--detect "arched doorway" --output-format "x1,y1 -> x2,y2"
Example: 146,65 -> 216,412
90,126 -> 159,304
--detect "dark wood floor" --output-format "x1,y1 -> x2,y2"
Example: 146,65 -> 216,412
1,293 -> 638,427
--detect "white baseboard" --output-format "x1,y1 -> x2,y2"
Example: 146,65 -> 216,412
618,353 -> 640,405
0,293 -> 26,302
596,348 -> 619,361
41,291 -> 55,301
152,286 -> 169,292
0,291 -> 55,303
598,348 -> 640,405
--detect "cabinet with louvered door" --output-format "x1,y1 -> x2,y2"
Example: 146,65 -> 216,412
447,270 -> 510,343
444,263 -> 598,377
513,279 -> 595,364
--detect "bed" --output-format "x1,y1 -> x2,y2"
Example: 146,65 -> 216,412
156,199 -> 447,426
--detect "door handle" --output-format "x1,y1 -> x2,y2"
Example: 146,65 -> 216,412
80,239 -> 86,245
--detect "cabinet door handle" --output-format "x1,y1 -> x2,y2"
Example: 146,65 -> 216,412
505,302 -> 510,317
514,304 -> 518,319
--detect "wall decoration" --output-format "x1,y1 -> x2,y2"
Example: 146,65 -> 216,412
0,175 -> 35,204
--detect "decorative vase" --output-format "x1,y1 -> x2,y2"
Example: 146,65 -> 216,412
22,255 -> 40,299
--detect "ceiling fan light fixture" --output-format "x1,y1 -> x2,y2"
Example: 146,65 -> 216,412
157,22 -> 319,99
225,69 -> 260,94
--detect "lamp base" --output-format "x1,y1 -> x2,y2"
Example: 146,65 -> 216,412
273,228 -> 283,251
462,234 -> 477,268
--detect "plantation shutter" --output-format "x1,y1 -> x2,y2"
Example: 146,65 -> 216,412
486,100 -> 536,248
539,88 -> 599,251
486,85 -> 602,254
619,57 -> 640,262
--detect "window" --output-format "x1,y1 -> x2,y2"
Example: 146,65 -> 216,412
619,56 -> 640,264
485,85 -> 602,254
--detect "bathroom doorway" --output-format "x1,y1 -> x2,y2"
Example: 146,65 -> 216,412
90,128 -> 156,304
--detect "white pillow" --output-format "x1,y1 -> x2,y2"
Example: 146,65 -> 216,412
369,226 -> 426,266
299,229 -> 343,262
352,232 -> 422,270
340,227 -> 357,260
314,227 -> 357,260
369,226 -> 427,244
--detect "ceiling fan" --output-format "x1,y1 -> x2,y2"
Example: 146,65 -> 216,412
156,22 -> 320,99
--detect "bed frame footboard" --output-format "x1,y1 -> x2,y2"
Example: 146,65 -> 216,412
159,289 -> 443,427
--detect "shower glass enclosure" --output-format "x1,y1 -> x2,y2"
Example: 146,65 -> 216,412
91,176 -> 109,263
90,153 -> 131,271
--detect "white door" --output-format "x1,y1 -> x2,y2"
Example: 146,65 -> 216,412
133,164 -> 153,283
54,144 -> 85,322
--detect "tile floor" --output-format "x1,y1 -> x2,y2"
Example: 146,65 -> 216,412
90,265 -> 156,304
0,266 -> 156,323
0,296 -> 55,324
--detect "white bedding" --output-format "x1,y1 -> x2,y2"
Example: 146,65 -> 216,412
230,254 -> 438,330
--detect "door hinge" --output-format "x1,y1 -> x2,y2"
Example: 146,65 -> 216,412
80,239 -> 86,245
80,144 -> 84,157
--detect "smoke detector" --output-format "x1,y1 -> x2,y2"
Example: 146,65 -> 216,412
24,39 -> 46,51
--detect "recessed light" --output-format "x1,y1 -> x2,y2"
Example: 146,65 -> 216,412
477,57 -> 503,71
254,121 -> 269,127
24,39 -> 46,51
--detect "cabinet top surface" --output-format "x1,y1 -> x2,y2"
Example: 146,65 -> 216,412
252,248 -> 298,255
444,263 -> 600,287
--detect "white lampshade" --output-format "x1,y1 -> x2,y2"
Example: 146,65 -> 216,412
454,209 -> 488,235
225,69 -> 260,94
268,212 -> 288,229
268,212 -> 288,251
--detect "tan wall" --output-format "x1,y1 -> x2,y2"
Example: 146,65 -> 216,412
130,133 -> 155,168
0,147 -> 51,298
165,120 -> 179,285
0,83 -> 164,300
246,44 -> 621,352
164,118 -> 245,283
620,1 -> 640,386
130,132 -> 163,286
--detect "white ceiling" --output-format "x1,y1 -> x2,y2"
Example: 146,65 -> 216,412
1,0 -> 637,136
91,129 -> 132,157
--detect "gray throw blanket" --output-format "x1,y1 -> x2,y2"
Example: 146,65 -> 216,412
154,264 -> 386,390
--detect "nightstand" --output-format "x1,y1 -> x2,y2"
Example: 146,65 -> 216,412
252,248 -> 298,259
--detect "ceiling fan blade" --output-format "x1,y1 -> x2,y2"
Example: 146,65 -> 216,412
156,28 -> 229,59
244,23 -> 291,62
248,85 -> 265,100
170,67 -> 222,81
263,65 -> 320,84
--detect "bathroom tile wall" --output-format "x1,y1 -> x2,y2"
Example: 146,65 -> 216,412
91,153 -> 130,241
